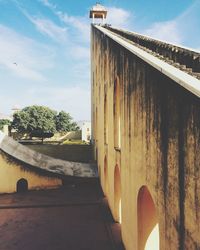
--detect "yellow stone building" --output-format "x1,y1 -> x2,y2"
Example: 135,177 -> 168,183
91,24 -> 200,250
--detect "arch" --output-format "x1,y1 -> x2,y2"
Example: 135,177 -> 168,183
16,178 -> 28,193
114,76 -> 121,148
137,186 -> 159,250
104,156 -> 108,194
114,164 -> 121,223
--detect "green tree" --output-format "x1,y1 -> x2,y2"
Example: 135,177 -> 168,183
56,111 -> 79,132
0,119 -> 11,131
12,105 -> 57,142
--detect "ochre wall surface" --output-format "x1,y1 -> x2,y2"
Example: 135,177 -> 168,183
91,26 -> 200,250
0,152 -> 62,194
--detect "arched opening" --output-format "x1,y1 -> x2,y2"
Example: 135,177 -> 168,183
114,76 -> 121,149
137,186 -> 159,250
114,164 -> 121,223
104,156 -> 108,194
16,178 -> 28,193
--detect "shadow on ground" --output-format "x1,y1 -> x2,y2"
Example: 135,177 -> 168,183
0,179 -> 124,250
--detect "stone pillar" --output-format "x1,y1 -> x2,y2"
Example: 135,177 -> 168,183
102,14 -> 105,25
92,13 -> 95,24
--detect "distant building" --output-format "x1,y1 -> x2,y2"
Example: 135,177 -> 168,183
77,121 -> 91,143
11,105 -> 21,116
0,113 -> 12,121
0,113 -> 12,136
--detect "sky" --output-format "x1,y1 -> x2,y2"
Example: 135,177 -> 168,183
0,0 -> 200,121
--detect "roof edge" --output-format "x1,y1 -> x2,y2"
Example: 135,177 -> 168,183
94,25 -> 200,98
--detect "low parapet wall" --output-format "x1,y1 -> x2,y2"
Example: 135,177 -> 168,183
0,151 -> 62,194
0,132 -> 97,193
0,132 -> 97,178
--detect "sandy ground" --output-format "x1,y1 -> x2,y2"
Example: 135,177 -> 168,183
0,179 -> 124,250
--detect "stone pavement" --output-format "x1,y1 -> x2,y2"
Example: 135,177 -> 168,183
0,179 -> 124,250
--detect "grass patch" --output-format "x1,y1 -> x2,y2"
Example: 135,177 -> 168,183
62,140 -> 89,145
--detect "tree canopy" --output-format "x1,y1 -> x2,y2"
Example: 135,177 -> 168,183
12,106 -> 79,141
56,111 -> 79,132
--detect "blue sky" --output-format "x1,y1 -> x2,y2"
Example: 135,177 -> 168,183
0,0 -> 200,121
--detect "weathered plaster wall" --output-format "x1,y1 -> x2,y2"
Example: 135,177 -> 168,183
0,132 -> 97,178
91,25 -> 200,250
0,151 -> 62,193
0,131 -> 97,194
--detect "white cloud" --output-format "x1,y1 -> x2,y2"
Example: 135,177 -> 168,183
17,5 -> 68,44
58,13 -> 90,42
144,20 -> 182,44
69,46 -> 90,60
39,1 -> 90,43
5,63 -> 45,81
39,0 -> 55,9
28,17 -> 68,43
142,1 -> 200,48
107,7 -> 131,28
39,0 -> 56,10
35,86 -> 91,121
0,25 -> 54,81
19,2 -> 90,57
39,1 -> 133,41
4,0 -> 134,120
0,85 -> 91,121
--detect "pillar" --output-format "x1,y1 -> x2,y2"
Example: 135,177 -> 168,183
92,13 -> 95,24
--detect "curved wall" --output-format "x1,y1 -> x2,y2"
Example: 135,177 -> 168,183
0,151 -> 61,193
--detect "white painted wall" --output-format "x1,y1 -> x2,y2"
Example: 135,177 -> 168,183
78,121 -> 91,142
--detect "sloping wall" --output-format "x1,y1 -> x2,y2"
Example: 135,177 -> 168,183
91,25 -> 200,249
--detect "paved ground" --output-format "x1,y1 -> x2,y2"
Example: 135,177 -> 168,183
0,179 -> 124,250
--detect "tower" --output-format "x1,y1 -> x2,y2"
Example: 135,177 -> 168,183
89,3 -> 107,24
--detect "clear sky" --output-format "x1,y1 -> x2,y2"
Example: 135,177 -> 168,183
0,0 -> 200,121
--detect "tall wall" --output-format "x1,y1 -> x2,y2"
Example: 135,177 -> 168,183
91,25 -> 200,250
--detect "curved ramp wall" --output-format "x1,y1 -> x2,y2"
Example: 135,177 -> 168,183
0,132 -> 97,193
0,151 -> 62,193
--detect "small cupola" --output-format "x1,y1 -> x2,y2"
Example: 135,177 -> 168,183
89,3 -> 107,24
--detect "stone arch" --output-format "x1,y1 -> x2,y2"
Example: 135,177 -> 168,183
16,178 -> 28,193
113,76 -> 121,148
137,186 -> 159,250
114,164 -> 121,223
104,155 -> 108,194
